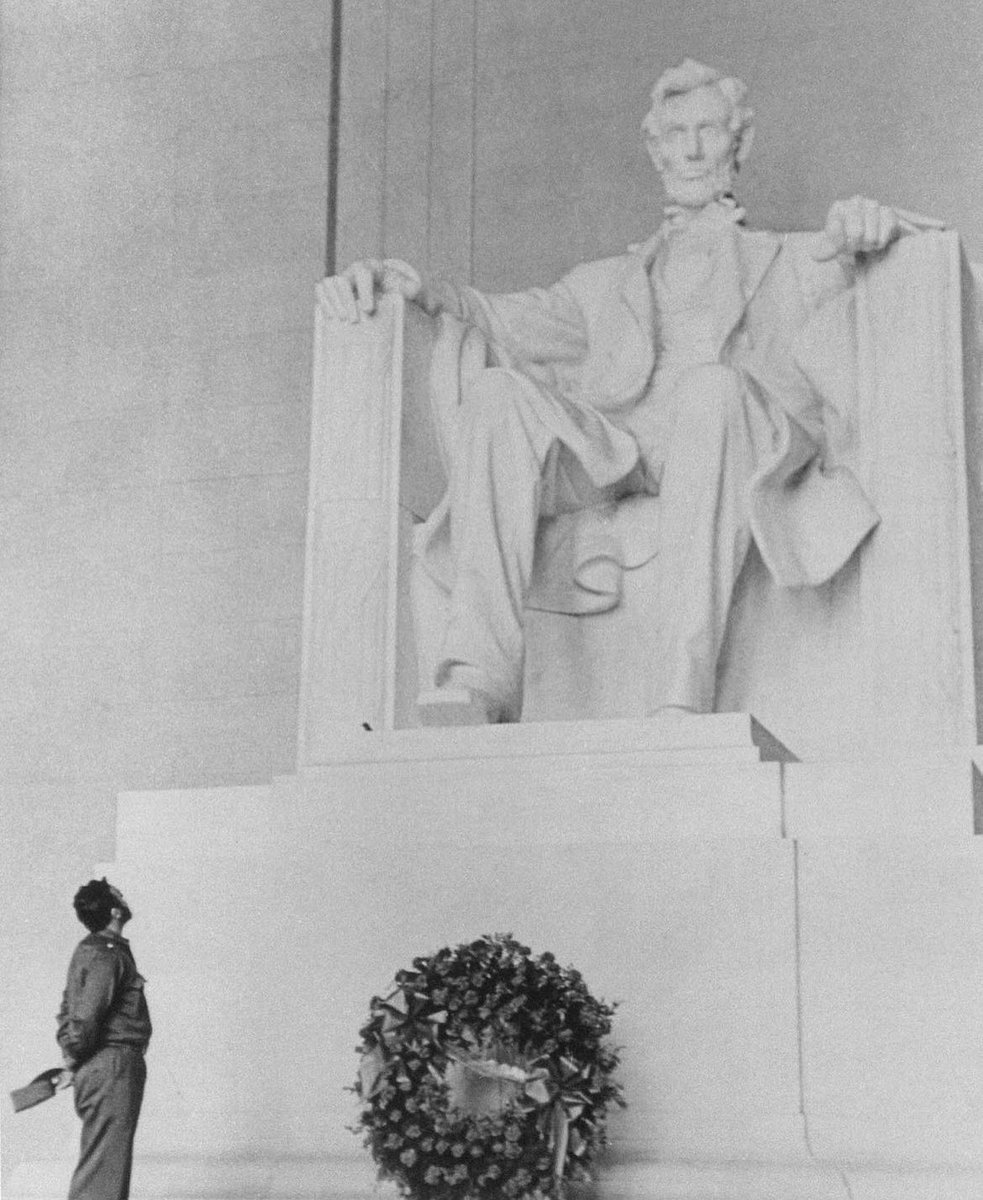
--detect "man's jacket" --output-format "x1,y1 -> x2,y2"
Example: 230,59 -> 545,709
56,932 -> 152,1066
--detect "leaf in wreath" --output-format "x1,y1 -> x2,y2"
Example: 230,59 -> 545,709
359,1046 -> 387,1098
380,1012 -> 402,1037
386,986 -> 409,1011
524,1077 -> 551,1106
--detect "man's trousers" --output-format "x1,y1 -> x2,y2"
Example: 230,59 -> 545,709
69,1045 -> 146,1200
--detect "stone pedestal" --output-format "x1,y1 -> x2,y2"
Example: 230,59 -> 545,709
9,728 -> 983,1200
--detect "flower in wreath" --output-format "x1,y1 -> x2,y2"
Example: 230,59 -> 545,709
353,934 -> 625,1200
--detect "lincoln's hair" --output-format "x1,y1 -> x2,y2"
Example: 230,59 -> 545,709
73,878 -> 117,932
641,58 -> 754,166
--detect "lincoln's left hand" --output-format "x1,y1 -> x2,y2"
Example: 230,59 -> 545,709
812,196 -> 946,262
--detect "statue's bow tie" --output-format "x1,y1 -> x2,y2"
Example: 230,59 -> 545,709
661,195 -> 747,234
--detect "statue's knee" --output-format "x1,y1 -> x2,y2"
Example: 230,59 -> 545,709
459,368 -> 529,432
674,365 -> 744,426
677,363 -> 742,400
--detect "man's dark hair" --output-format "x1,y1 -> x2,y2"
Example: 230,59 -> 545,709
73,879 -> 117,932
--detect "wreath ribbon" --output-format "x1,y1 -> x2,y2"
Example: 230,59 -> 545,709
550,1103 -> 570,1190
444,1049 -> 589,1187
361,1034 -> 595,1186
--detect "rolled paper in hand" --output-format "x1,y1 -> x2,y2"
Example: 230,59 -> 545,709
10,1068 -> 64,1113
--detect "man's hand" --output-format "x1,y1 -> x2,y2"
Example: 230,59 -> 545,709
55,1068 -> 74,1090
812,196 -> 945,262
316,258 -> 423,322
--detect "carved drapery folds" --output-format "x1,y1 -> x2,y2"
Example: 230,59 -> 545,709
299,233 -> 982,763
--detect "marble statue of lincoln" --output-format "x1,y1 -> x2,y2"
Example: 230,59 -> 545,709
318,58 -> 935,724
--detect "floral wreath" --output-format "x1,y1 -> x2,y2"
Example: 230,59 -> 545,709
354,934 -> 624,1199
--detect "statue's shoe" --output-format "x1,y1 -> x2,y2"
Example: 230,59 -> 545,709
416,686 -> 508,726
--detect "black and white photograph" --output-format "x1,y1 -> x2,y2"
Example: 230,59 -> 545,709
3,3 -> 983,1199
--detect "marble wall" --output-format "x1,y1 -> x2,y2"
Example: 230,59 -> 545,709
0,1 -> 331,1184
339,0 -> 983,288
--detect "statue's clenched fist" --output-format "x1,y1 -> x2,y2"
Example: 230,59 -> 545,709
317,258 -> 423,321
813,196 -> 944,262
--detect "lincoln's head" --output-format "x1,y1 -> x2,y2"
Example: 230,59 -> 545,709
642,59 -> 754,209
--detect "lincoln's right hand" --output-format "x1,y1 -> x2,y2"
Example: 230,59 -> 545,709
55,1068 -> 74,1090
316,258 -> 423,322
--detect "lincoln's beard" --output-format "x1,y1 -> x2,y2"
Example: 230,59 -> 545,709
659,158 -> 737,210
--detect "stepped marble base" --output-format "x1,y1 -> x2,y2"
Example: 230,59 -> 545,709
10,716 -> 983,1200
10,1155 -> 983,1200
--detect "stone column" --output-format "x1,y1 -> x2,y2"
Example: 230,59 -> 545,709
297,295 -> 438,762
297,296 -> 404,759
853,231 -> 980,748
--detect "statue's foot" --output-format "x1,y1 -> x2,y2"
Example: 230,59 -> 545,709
417,686 -> 508,726
655,705 -> 699,718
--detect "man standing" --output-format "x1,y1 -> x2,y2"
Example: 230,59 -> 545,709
318,59 -> 931,724
56,879 -> 151,1200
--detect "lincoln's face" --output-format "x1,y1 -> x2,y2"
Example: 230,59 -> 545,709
647,84 -> 738,209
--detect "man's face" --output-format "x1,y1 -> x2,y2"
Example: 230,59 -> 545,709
109,886 -> 133,926
648,84 -> 737,209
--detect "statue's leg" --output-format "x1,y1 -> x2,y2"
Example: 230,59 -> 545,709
428,367 -> 627,723
647,364 -> 762,714
429,368 -> 558,722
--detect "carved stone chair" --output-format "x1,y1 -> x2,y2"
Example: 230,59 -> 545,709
298,232 -> 983,762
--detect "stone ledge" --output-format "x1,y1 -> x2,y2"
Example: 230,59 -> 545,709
10,1156 -> 983,1200
306,712 -> 796,766
785,756 -> 981,838
602,1160 -> 983,1199
6,1158 -> 382,1200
